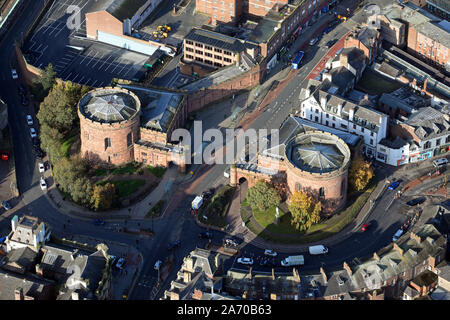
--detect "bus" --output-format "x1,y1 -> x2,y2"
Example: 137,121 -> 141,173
291,50 -> 304,69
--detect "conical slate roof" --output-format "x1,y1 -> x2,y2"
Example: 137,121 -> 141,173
294,141 -> 345,172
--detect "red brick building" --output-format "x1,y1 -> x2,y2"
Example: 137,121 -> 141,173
344,26 -> 382,63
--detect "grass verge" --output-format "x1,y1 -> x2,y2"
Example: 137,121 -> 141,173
146,165 -> 166,178
146,200 -> 165,218
97,179 -> 145,198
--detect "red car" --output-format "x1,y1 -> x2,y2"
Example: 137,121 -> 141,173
361,224 -> 369,231
0,151 -> 10,161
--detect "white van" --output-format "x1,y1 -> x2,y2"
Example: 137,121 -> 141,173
433,158 -> 448,168
309,37 -> 318,46
309,245 -> 328,255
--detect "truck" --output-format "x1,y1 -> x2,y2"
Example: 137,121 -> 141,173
308,245 -> 328,255
281,255 -> 304,267
191,196 -> 204,210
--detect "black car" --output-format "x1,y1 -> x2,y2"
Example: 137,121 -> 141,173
167,240 -> 181,250
199,231 -> 213,239
17,84 -> 25,95
32,137 -> 40,147
259,259 -> 275,268
326,39 -> 338,48
202,190 -> 213,199
406,197 -> 426,206
34,149 -> 45,159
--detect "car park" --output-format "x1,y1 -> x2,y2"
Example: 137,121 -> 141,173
40,177 -> 47,190
264,249 -> 277,257
388,181 -> 400,190
199,231 -> 213,239
167,240 -> 181,250
38,162 -> 45,173
11,69 -> 18,79
30,128 -> 37,138
406,197 -> 426,206
237,257 -> 253,265
26,115 -> 33,126
1,200 -> 12,210
93,218 -> 105,226
115,258 -> 126,269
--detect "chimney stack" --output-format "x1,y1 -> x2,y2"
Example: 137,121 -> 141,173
320,96 -> 327,108
343,262 -> 353,276
410,232 -> 421,244
337,104 -> 343,116
393,243 -> 404,256
349,108 -> 355,121
320,267 -> 328,284
15,288 -> 24,300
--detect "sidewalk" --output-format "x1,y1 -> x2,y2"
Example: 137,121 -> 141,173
51,230 -> 144,300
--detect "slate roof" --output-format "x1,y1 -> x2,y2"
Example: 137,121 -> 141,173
0,270 -> 53,300
437,263 -> 450,282
404,107 -> 450,140
349,27 -> 379,49
185,28 -> 246,53
379,137 -> 408,149
4,247 -> 37,271
325,67 -> 355,91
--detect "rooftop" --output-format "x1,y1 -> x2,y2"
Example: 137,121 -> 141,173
185,28 -> 246,53
118,84 -> 185,132
0,270 -> 54,300
90,0 -> 148,22
78,88 -> 140,123
285,131 -> 350,174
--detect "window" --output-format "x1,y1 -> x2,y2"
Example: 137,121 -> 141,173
353,124 -> 356,129
195,43 -> 203,48
195,57 -> 204,62
296,183 -> 301,191
370,131 -> 374,137
224,57 -> 232,63
105,137 -> 111,149
332,116 -> 335,120
195,49 -> 203,54
436,139 -> 440,146
326,114 -> 329,118
224,50 -> 232,56
141,152 -> 147,157
341,124 -> 347,129
186,47 -> 193,52
186,54 -> 194,59
204,59 -> 213,65
205,52 -> 212,57
127,133 -> 132,147
205,45 -> 212,51
214,55 -> 222,60
370,139 -> 374,145
186,40 -> 193,45
214,48 -> 222,53
424,141 -> 431,149
319,187 -> 325,197
315,116 -> 319,122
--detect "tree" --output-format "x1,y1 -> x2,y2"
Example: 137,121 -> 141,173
289,190 -> 322,231
70,176 -> 93,206
39,124 -> 65,162
32,64 -> 57,102
91,183 -> 116,210
348,156 -> 374,192
52,157 -> 86,194
246,180 -> 281,211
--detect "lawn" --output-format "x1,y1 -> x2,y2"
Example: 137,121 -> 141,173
357,69 -> 403,95
147,165 -> 166,178
97,179 -> 145,198
60,136 -> 76,158
111,162 -> 140,175
242,177 -> 377,244
146,200 -> 165,218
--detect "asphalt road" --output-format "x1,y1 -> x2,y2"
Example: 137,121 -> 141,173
0,0 -> 444,301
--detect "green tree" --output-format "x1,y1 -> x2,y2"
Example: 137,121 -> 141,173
39,124 -> 64,162
32,64 -> 57,102
348,156 -> 374,192
91,183 -> 116,210
70,176 -> 93,206
289,190 -> 322,231
246,181 -> 281,212
52,157 -> 86,194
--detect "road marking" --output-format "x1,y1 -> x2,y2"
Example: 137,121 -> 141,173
90,53 -> 105,68
85,51 -> 99,66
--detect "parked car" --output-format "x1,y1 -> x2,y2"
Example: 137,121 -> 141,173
167,240 -> 181,250
34,148 -> 45,159
406,197 -> 426,206
326,39 -> 338,48
26,115 -> 33,126
154,260 -> 162,270
1,200 -> 12,210
388,181 -> 400,190
93,218 -> 105,226
264,249 -> 278,257
29,128 -> 37,138
259,259 -> 275,267
309,37 -> 318,46
115,258 -> 126,269
17,84 -> 25,95
237,257 -> 254,265
11,69 -> 18,79
361,223 -> 370,231
224,237 -> 240,247
38,162 -> 45,173
392,229 -> 403,241
22,95 -> 28,106
40,177 -> 47,190
202,189 -> 214,199
199,231 -> 213,239
0,151 -> 10,161
32,137 -> 40,147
